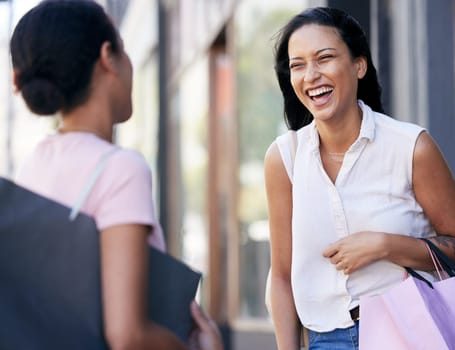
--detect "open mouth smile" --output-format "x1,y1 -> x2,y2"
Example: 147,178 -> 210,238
306,86 -> 334,106
307,86 -> 334,99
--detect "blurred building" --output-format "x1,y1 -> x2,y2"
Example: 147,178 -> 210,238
1,0 -> 455,349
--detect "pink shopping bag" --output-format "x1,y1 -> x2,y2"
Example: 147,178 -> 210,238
359,276 -> 455,349
359,239 -> 455,350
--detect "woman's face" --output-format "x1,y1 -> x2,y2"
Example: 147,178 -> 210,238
288,24 -> 366,123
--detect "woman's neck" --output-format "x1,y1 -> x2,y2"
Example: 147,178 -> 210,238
58,105 -> 114,143
317,104 -> 363,154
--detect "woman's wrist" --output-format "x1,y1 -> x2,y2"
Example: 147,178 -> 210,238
377,232 -> 391,261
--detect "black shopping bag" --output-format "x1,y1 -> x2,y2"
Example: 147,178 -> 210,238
0,177 -> 201,349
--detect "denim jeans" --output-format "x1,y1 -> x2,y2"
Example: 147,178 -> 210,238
307,321 -> 359,350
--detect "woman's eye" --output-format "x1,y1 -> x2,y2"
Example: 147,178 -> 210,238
318,55 -> 333,62
290,63 -> 305,70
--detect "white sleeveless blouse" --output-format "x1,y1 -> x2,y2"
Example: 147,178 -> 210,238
275,101 -> 435,332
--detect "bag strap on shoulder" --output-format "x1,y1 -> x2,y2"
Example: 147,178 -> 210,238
69,148 -> 118,221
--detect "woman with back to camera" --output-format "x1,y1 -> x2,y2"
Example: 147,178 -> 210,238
264,7 -> 455,350
10,1 -> 222,349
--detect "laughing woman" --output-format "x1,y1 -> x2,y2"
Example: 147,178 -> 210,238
264,7 -> 455,350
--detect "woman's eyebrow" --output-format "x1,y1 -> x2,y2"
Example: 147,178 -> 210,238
289,47 -> 337,61
316,47 -> 337,54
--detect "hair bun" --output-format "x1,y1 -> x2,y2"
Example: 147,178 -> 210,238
20,78 -> 65,115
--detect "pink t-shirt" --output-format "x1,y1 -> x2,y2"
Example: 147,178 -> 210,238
15,132 -> 165,251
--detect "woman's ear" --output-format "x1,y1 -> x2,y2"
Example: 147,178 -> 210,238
99,41 -> 117,74
356,56 -> 367,79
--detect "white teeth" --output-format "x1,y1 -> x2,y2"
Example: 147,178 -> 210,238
308,87 -> 333,97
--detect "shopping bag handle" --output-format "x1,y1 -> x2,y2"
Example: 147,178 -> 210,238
421,238 -> 455,276
404,238 -> 455,288
404,267 -> 434,288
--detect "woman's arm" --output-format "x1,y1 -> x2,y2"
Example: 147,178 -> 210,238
324,132 -> 455,273
375,131 -> 455,270
100,223 -> 187,350
264,142 -> 300,350
412,131 -> 455,259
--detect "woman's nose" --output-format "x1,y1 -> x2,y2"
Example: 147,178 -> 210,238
303,62 -> 321,82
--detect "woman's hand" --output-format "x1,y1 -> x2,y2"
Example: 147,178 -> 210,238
323,231 -> 386,274
188,301 -> 223,350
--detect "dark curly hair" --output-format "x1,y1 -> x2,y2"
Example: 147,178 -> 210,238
10,0 -> 119,115
274,7 -> 384,130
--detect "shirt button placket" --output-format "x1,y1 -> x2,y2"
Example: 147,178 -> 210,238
330,186 -> 348,238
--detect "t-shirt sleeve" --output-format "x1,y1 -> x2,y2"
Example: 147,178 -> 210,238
92,150 -> 159,231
